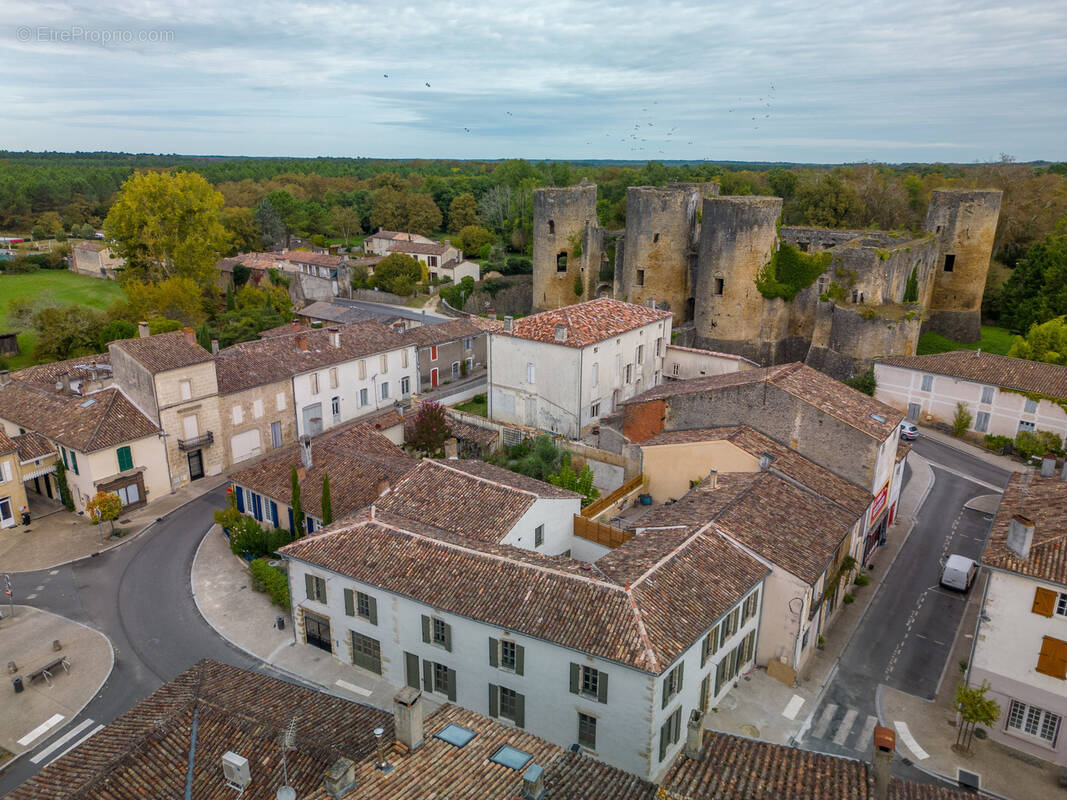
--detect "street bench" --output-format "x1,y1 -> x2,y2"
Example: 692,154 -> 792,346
26,656 -> 71,686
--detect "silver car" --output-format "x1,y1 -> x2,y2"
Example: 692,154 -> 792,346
899,421 -> 919,441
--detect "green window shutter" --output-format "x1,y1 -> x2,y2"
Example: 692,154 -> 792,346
569,663 -> 580,694
367,595 -> 378,625
514,692 -> 525,728
701,635 -> 708,668
61,447 -> 68,469
344,589 -> 354,617
405,652 -> 419,689
117,446 -> 132,472
446,667 -> 457,702
305,573 -> 315,601
662,676 -> 669,709
677,661 -> 684,692
715,661 -> 724,695
515,644 -> 525,676
443,622 -> 452,652
423,660 -> 433,692
700,674 -> 710,712
421,615 -> 430,644
488,683 -> 498,717
597,670 -> 608,704
70,450 -> 78,475
489,638 -> 499,668
659,720 -> 669,761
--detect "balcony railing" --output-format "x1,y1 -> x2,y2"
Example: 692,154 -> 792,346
177,431 -> 214,451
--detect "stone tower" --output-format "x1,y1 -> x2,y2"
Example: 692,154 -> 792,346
923,189 -> 1002,342
532,180 -> 603,311
617,182 -> 718,322
693,196 -> 783,358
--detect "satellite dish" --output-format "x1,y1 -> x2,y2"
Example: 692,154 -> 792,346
276,788 -> 297,800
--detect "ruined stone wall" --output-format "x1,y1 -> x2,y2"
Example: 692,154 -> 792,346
923,189 -> 1003,341
829,236 -> 938,307
806,304 -> 924,380
779,227 -> 867,253
532,181 -> 601,310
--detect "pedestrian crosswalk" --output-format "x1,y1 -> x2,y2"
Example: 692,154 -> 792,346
29,717 -> 104,766
806,703 -> 880,755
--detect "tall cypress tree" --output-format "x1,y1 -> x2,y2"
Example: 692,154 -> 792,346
321,473 -> 333,526
290,466 -> 305,538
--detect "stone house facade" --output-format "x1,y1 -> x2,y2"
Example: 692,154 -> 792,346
0,432 -> 28,527
402,318 -> 487,392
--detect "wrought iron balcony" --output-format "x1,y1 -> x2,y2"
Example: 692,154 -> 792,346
177,431 -> 214,451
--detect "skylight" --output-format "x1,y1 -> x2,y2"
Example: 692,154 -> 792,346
435,723 -> 476,748
870,414 -> 886,423
489,744 -> 533,770
79,398 -> 97,408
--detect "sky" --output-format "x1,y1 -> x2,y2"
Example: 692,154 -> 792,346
2,1 -> 1066,163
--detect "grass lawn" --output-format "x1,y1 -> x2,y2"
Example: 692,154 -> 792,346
0,270 -> 124,368
455,394 -> 488,417
916,325 -> 1015,357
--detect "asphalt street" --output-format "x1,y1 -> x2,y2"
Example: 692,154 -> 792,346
799,437 -> 1011,783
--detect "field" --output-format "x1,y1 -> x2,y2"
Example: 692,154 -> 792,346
0,270 -> 124,368
455,394 -> 488,417
916,325 -> 1015,356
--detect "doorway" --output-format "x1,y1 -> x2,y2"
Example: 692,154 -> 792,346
0,498 -> 13,528
188,450 -> 204,481
304,611 -> 332,653
430,368 -> 439,388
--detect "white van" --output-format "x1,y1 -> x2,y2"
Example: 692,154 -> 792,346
940,554 -> 978,591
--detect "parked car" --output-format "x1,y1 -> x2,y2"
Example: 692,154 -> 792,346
940,554 -> 978,591
899,421 -> 919,441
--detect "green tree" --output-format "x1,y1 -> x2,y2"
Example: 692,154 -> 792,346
123,276 -> 208,326
54,460 -> 74,511
844,368 -> 876,396
86,490 -> 122,541
1007,316 -> 1067,364
32,305 -> 108,361
998,225 -> 1067,332
370,187 -> 407,231
219,206 -> 260,254
104,170 -> 229,287
574,274 -> 584,298
953,682 -> 1001,754
372,252 -> 422,295
405,193 -> 443,236
457,225 -> 493,256
320,473 -> 333,526
255,197 -> 287,248
290,466 -> 305,538
330,205 -> 363,245
439,275 -> 476,310
405,401 -> 450,456
448,193 -> 479,232
548,458 -> 600,507
97,319 -> 138,350
952,402 -> 973,437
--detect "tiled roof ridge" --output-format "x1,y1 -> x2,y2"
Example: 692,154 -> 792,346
765,465 -> 863,519
428,458 -> 542,501
628,525 -> 709,590
624,590 -> 660,673
85,389 -> 120,451
770,363 -> 897,437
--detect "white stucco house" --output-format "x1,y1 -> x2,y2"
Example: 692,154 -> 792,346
875,351 -> 1067,441
971,472 -> 1067,766
488,298 -> 673,438
279,456 -> 768,780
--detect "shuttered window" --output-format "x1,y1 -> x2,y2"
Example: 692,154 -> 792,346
304,574 -> 327,604
701,626 -> 719,667
488,684 -> 525,728
569,663 -> 608,703
424,660 -> 456,701
116,446 -> 133,472
69,450 -> 79,475
422,614 -> 452,651
661,661 -> 684,709
489,638 -> 524,674
1036,636 -> 1067,680
344,589 -> 377,624
350,631 -> 382,674
1033,586 -> 1057,617
658,707 -> 682,761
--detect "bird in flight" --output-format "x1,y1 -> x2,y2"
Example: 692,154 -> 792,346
383,74 -> 388,78
425,82 -> 431,87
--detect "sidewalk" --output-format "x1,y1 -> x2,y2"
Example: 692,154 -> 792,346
191,524 -> 445,715
0,606 -> 113,765
708,451 -> 936,744
0,473 -> 229,573
916,425 -> 1027,474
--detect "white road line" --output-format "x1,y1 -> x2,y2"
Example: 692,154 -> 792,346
855,715 -> 879,753
812,703 -> 837,739
31,719 -> 95,764
927,463 -> 1003,492
17,714 -> 65,747
47,724 -> 104,766
335,679 -> 372,697
782,694 -> 805,721
832,708 -> 859,746
893,720 -> 929,760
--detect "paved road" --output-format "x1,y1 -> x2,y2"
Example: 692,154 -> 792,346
0,485 -> 262,795
800,438 -> 1010,780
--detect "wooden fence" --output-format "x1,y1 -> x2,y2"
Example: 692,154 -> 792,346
573,515 -> 633,549
581,474 -> 644,519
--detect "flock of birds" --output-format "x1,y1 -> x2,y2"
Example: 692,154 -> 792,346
381,73 -> 777,153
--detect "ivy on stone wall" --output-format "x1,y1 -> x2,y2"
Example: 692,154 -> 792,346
755,242 -> 833,301
903,267 -> 919,303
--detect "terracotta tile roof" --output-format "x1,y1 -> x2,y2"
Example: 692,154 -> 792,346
281,512 -> 766,673
496,298 -> 671,348
544,749 -> 660,800
401,317 -> 483,347
295,301 -> 398,327
281,249 -> 347,268
629,363 -> 902,440
467,315 -> 506,331
8,659 -> 391,800
0,382 -> 159,453
666,343 -> 760,366
896,440 -> 912,462
11,355 -> 112,389
429,457 -> 580,499
110,331 -> 212,374
214,321 -> 407,394
231,421 -> 416,520
13,431 -> 54,461
879,350 -> 1067,400
635,470 -> 859,585
642,426 -> 872,516
0,430 -> 15,454
367,230 -> 430,243
983,471 -> 1067,586
386,240 -> 452,256
447,417 -> 498,447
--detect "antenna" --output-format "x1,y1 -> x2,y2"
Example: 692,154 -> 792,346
276,717 -> 298,800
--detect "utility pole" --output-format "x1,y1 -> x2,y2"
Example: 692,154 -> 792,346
3,573 -> 13,621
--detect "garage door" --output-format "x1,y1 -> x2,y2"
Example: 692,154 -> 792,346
231,429 -> 262,463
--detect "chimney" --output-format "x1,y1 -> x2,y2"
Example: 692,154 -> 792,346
503,316 -> 514,333
1060,460 -> 1067,482
554,324 -> 568,342
182,327 -> 196,346
327,327 -> 341,349
210,339 -> 219,355
707,469 -> 718,489
1041,453 -> 1056,477
137,321 -> 150,338
444,438 -> 458,460
300,435 -> 313,469
871,726 -> 895,800
684,710 -> 705,759
759,452 -> 775,471
323,757 -> 356,799
521,764 -> 545,800
393,686 -> 424,752
1007,514 -> 1035,560
0,369 -> 10,387
647,298 -> 657,309
377,478 -> 391,497
296,333 -> 309,352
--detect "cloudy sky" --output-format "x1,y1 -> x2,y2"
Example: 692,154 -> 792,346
3,1 -> 1065,163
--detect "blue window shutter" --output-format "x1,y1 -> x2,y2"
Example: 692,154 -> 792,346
270,501 -> 279,527
235,486 -> 245,512
288,507 -> 295,535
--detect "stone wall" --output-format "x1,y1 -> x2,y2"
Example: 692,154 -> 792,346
462,275 -> 532,317
532,181 -> 601,310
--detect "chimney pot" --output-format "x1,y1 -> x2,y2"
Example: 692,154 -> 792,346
647,298 -> 656,309
323,757 -> 356,799
759,452 -> 775,471
296,333 -> 308,351
521,763 -> 545,800
1041,454 -> 1057,477
504,316 -> 514,333
0,369 -> 10,387
1007,514 -> 1035,560
684,709 -> 705,759
393,687 -> 424,752
871,726 -> 895,800
1060,460 -> 1067,482
182,327 -> 196,346
444,438 -> 458,460
210,339 -> 219,355
300,434 -> 313,470
554,324 -> 568,342
708,469 -> 718,489
137,321 -> 150,338
327,327 -> 341,349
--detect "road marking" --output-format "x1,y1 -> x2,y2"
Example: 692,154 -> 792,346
893,720 -> 929,760
812,703 -> 837,739
782,694 -> 804,720
17,714 -> 65,746
833,708 -> 858,746
31,719 -> 95,764
927,463 -> 1004,492
47,724 -> 104,766
48,570 -> 59,575
336,679 -> 372,697
855,715 -> 879,753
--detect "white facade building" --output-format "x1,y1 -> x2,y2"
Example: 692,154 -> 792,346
489,298 -> 673,438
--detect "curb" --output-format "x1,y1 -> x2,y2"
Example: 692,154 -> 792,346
917,431 -> 1021,474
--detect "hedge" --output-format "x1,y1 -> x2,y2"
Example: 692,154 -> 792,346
249,558 -> 291,608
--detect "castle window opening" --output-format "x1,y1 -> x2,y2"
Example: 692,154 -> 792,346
852,290 -> 858,303
548,220 -> 555,235
714,278 -> 724,295
943,254 -> 956,272
859,292 -> 864,303
653,233 -> 660,244
798,241 -> 809,252
557,252 -> 568,272
636,269 -> 645,286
